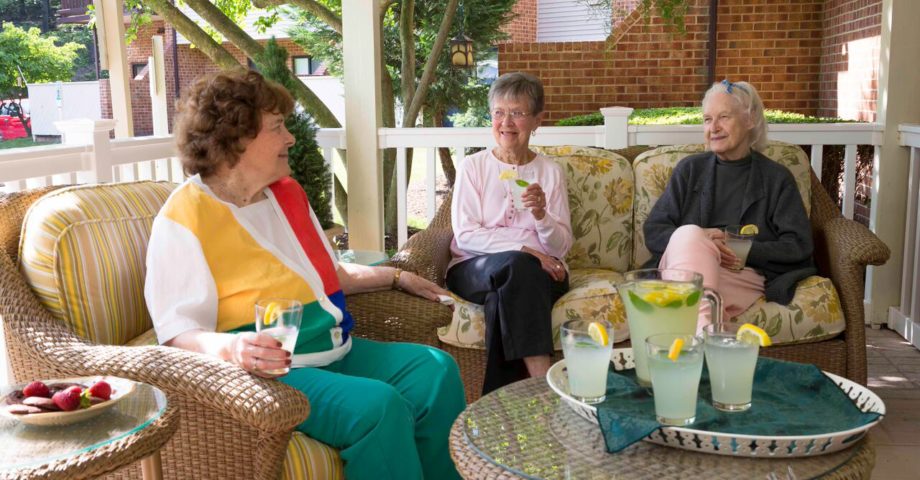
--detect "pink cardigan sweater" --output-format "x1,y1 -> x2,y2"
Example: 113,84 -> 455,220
448,149 -> 573,271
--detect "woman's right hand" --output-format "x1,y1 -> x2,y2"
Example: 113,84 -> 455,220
521,246 -> 566,282
703,228 -> 740,269
229,332 -> 292,378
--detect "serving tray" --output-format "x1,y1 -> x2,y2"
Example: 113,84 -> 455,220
546,348 -> 885,457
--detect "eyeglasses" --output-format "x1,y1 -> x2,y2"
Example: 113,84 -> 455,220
490,109 -> 532,121
721,79 -> 749,94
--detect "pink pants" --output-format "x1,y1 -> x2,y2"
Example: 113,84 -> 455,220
658,225 -> 765,332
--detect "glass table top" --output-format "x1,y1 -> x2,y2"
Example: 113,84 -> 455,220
460,377 -> 866,479
335,249 -> 390,266
0,377 -> 168,472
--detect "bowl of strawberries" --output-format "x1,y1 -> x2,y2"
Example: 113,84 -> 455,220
1,377 -> 135,426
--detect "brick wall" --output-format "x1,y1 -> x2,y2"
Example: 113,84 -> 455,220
99,21 -> 310,136
500,0 -> 827,124
818,0 -> 881,121
504,0 -> 536,43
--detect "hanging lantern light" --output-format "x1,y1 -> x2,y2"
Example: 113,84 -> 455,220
450,33 -> 474,68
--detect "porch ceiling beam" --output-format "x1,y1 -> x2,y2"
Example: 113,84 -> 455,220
342,0 -> 384,250
867,0 -> 920,325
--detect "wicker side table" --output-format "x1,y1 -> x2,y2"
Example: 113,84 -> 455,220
450,377 -> 876,479
1,379 -> 178,480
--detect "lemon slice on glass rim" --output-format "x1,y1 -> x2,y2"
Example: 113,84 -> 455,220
263,302 -> 282,326
667,337 -> 684,361
737,323 -> 772,346
739,224 -> 759,235
588,322 -> 609,347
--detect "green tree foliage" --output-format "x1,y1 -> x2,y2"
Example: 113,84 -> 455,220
0,0 -> 61,29
0,22 -> 83,98
258,38 -> 333,228
52,24 -> 96,81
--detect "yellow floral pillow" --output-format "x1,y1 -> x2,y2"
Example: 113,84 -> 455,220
534,146 -> 634,271
733,276 -> 845,345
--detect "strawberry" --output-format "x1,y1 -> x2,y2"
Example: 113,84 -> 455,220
87,380 -> 112,401
22,381 -> 51,398
52,386 -> 83,411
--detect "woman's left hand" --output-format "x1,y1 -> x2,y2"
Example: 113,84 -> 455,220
397,270 -> 450,302
522,183 -> 547,221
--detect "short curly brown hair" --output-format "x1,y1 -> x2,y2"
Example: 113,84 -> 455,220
174,69 -> 294,177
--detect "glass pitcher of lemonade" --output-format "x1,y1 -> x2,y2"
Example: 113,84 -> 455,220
619,269 -> 722,387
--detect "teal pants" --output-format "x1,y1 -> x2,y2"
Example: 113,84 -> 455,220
280,338 -> 465,480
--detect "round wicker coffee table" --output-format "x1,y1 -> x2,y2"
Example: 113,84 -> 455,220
0,379 -> 178,480
450,377 -> 875,479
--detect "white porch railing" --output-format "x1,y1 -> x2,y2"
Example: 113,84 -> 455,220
888,124 -> 920,349
316,113 -> 885,247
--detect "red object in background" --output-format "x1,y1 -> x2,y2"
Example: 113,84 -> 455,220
0,115 -> 28,140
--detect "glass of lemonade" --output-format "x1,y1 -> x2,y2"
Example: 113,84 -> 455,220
619,269 -> 722,387
254,299 -> 303,375
703,323 -> 759,412
509,178 -> 531,211
561,319 -> 614,404
646,333 -> 704,426
724,225 -> 755,271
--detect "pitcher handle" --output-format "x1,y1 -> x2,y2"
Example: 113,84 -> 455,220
703,287 -> 723,325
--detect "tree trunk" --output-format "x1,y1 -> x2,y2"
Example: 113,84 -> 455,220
143,0 -> 241,70
182,0 -> 340,128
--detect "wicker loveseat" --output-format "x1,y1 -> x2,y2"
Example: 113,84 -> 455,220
0,183 -> 445,479
390,143 -> 890,401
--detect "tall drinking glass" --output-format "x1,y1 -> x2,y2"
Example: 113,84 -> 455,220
619,269 -> 722,387
646,333 -> 705,426
254,299 -> 302,375
561,319 -> 614,404
703,323 -> 759,412
724,225 -> 755,271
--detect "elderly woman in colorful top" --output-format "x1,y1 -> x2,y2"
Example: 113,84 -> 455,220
144,70 -> 465,480
643,80 -> 816,331
447,72 -> 573,395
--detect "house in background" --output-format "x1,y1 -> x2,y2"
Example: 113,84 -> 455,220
58,1 -> 342,136
498,0 -> 880,124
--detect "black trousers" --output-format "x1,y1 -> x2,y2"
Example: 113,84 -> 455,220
446,250 -> 569,395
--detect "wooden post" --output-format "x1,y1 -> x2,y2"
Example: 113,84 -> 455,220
342,1 -> 385,250
149,36 -> 169,136
99,0 -> 134,138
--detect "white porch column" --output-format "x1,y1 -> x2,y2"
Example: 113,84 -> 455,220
342,1 -> 385,250
149,36 -> 169,136
867,0 -> 920,325
98,0 -> 134,138
601,107 -> 633,149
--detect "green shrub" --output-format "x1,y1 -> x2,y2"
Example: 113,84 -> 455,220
556,107 -> 856,126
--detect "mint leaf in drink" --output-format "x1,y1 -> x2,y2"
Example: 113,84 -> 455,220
515,179 -> 530,187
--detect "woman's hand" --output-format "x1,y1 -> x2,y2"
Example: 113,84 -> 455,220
397,270 -> 450,302
522,183 -> 548,221
229,332 -> 292,379
521,246 -> 566,282
702,228 -> 740,269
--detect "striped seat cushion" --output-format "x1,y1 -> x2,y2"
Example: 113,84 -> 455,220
283,432 -> 344,480
18,181 -> 176,345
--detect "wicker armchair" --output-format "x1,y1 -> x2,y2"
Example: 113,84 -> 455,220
383,146 -> 890,401
0,183 -> 462,478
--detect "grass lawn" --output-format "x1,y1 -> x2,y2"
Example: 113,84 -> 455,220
0,138 -> 59,149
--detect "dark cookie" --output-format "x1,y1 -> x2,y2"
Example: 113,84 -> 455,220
5,404 -> 43,415
23,396 -> 60,411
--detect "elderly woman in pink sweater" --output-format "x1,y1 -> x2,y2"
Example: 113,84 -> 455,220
446,72 -> 573,395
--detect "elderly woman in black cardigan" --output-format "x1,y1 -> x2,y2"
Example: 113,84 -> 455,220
643,80 -> 815,332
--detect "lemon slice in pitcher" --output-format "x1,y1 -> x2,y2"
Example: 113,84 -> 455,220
588,322 -> 609,347
667,337 -> 684,362
740,224 -> 759,235
737,323 -> 772,346
263,302 -> 282,326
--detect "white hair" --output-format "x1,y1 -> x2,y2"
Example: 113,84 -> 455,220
702,80 -> 768,152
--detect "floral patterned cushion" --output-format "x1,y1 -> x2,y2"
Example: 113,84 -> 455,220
533,146 -> 634,271
733,275 -> 845,345
630,141 -> 812,269
437,269 -> 630,350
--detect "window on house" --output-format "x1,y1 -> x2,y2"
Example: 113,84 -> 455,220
293,56 -> 321,76
131,63 -> 147,80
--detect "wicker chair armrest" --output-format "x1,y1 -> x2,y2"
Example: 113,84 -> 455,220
820,217 -> 890,269
347,289 -> 453,347
1,254 -> 309,433
389,227 -> 454,286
